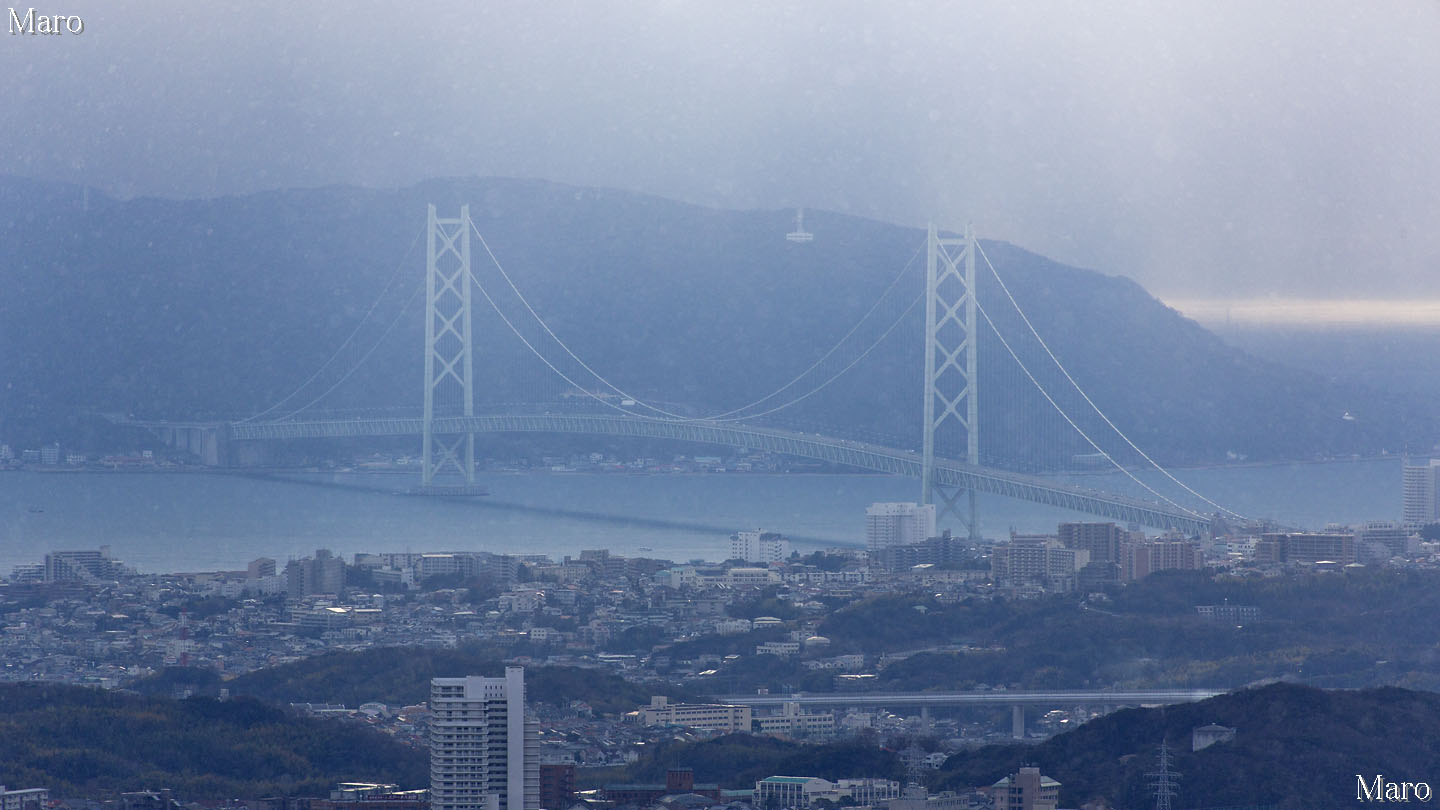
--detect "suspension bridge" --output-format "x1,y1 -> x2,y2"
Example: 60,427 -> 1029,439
126,205 -> 1254,537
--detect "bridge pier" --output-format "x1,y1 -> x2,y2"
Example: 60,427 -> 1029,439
229,441 -> 275,467
1011,704 -> 1024,739
152,424 -> 229,466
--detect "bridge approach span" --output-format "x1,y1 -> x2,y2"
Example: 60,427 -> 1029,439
226,413 -> 1214,533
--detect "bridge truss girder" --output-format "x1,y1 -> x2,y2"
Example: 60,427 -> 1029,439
229,413 -> 1213,534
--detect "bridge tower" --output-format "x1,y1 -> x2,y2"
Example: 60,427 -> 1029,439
921,223 -> 979,539
421,204 -> 476,488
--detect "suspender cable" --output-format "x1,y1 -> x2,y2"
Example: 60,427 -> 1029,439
240,225 -> 424,423
471,218 -> 924,422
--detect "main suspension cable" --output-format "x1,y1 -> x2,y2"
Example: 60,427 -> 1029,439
976,242 -> 1244,520
469,217 -> 924,422
973,294 -> 1202,518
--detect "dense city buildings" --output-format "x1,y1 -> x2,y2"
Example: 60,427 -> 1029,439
4,502 -> 1440,810
430,669 -> 539,810
985,523 -> 1210,585
26,548 -> 133,583
869,531 -> 971,572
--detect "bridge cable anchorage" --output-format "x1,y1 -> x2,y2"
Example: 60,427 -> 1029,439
468,218 -> 927,423
976,243 -> 1245,521
973,295 -> 1203,519
238,224 -> 425,424
260,280 -> 425,424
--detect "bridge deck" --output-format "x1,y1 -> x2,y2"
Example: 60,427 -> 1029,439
217,412 -> 1215,533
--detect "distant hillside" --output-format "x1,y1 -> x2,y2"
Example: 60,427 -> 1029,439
1,174 -> 1429,463
0,682 -> 425,799
933,682 -> 1440,810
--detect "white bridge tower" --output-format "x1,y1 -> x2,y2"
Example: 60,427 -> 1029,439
422,204 -> 477,488
921,223 -> 980,539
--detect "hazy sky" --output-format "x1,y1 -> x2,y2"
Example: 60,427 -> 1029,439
4,0 -> 1438,299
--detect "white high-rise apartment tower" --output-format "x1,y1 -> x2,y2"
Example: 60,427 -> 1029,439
431,668 -> 540,810
865,502 -> 937,552
1403,458 -> 1440,525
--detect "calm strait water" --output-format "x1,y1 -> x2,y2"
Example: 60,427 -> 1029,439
0,458 -> 1402,574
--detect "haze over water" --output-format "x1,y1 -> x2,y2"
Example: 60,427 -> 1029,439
0,459 -> 1400,575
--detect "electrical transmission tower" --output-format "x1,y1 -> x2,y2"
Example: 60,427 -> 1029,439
421,204 -> 476,488
1147,741 -> 1180,810
921,223 -> 979,539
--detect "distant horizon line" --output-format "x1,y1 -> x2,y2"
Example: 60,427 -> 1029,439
1162,297 -> 1440,328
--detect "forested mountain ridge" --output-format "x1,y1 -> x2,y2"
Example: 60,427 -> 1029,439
0,682 -> 426,798
934,682 -> 1440,810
